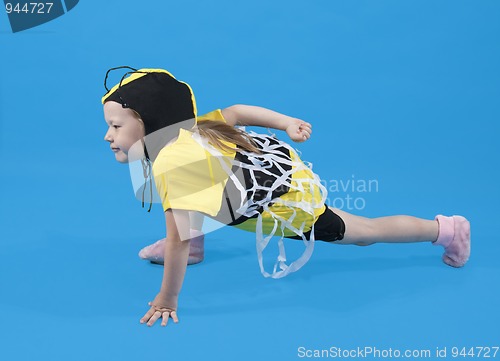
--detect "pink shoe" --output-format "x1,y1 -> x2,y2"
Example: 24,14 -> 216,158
433,215 -> 471,267
138,229 -> 205,265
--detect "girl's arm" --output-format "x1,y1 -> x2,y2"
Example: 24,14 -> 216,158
221,104 -> 312,142
221,104 -> 304,130
140,208 -> 191,327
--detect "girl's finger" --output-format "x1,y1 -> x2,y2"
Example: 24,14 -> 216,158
161,312 -> 170,326
140,308 -> 155,324
140,311 -> 151,323
171,311 -> 179,323
141,305 -> 163,325
299,127 -> 312,136
147,310 -> 162,326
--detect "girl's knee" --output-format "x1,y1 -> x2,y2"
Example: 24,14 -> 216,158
353,218 -> 377,246
328,207 -> 377,246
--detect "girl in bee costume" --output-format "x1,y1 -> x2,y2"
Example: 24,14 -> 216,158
102,66 -> 343,279
101,67 -> 470,327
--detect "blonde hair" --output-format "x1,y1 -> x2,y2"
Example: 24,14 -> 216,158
195,120 -> 262,154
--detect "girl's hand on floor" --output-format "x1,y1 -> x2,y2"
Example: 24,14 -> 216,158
286,121 -> 312,142
140,293 -> 179,327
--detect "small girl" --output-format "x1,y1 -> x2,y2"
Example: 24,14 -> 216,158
101,67 -> 471,327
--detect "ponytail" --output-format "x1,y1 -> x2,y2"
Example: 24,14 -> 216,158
195,120 -> 263,154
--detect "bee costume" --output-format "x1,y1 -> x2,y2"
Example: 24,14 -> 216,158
102,66 -> 345,279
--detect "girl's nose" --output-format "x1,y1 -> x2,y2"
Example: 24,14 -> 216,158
104,129 -> 112,142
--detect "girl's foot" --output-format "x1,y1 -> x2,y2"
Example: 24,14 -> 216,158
433,215 -> 471,267
138,229 -> 205,265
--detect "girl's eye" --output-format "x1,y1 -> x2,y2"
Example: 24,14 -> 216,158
113,125 -> 120,129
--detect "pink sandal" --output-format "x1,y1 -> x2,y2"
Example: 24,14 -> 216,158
138,229 -> 205,265
433,215 -> 471,267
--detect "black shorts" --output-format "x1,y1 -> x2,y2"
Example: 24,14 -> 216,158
286,205 -> 345,242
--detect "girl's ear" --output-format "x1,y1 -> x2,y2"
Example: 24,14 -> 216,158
130,109 -> 146,136
138,118 -> 146,135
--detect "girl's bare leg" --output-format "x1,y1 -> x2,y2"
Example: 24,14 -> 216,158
328,207 -> 439,246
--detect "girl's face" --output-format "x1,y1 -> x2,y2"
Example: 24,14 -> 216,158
103,101 -> 145,163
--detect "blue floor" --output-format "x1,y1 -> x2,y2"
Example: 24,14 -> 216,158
1,1 -> 499,360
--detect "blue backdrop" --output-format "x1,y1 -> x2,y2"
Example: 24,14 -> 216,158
1,1 -> 499,360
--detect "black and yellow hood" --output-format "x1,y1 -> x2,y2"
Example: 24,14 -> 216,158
102,66 -> 199,212
102,66 -> 198,160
